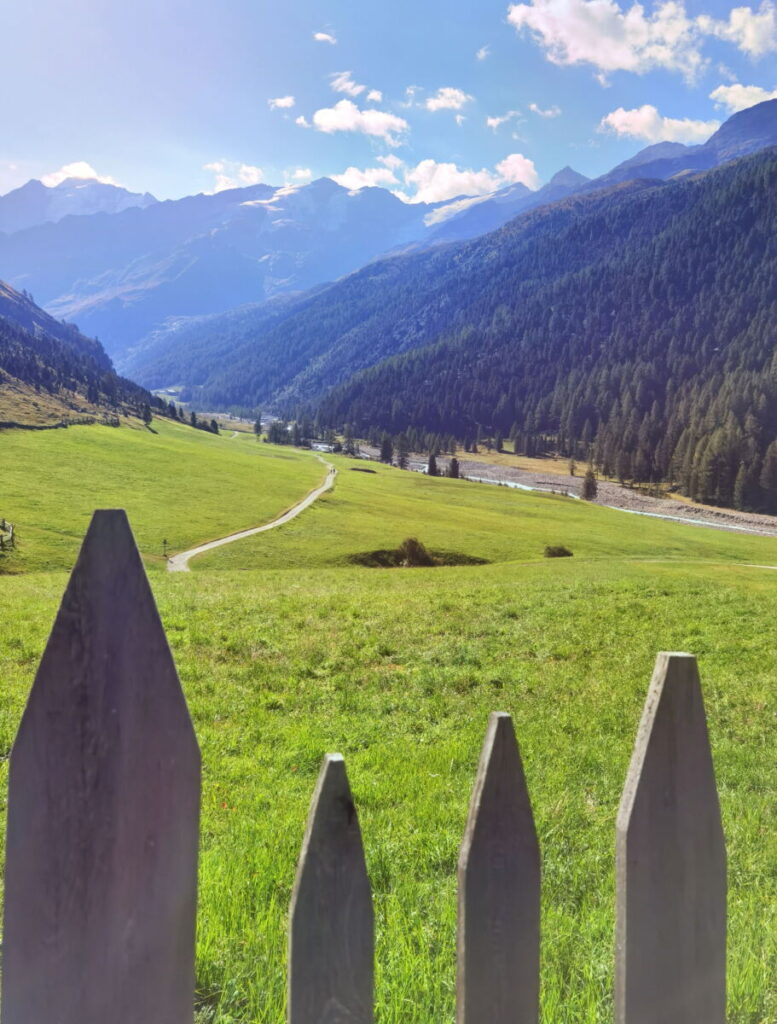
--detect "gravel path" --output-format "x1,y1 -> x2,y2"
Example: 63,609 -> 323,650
167,458 -> 336,572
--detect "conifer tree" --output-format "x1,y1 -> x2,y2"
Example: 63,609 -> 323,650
396,433 -> 410,469
582,468 -> 598,500
380,433 -> 393,464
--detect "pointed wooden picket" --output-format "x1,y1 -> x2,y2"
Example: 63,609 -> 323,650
457,712 -> 541,1024
288,754 -> 374,1024
1,509 -> 201,1024
615,652 -> 726,1024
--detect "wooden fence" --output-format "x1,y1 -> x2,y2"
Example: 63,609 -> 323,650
1,510 -> 727,1024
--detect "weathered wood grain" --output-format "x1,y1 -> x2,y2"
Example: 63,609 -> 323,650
1,509 -> 201,1024
457,712 -> 541,1024
288,754 -> 374,1024
615,652 -> 726,1024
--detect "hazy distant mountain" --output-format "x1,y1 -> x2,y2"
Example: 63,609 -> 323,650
0,177 -> 156,234
0,178 -> 436,359
592,98 -> 777,188
404,101 -> 777,246
426,166 -> 590,244
705,98 -> 777,160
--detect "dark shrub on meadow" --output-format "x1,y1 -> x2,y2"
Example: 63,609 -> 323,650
544,545 -> 573,558
398,537 -> 435,567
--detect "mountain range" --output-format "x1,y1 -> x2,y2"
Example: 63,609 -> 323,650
0,178 -> 438,358
0,177 -> 156,234
2,99 -> 774,374
116,100 -> 777,404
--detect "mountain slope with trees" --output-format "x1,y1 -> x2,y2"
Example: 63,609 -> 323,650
0,280 -> 168,425
126,101 -> 777,412
315,149 -> 777,512
134,177 -> 672,408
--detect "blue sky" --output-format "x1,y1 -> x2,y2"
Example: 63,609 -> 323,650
1,0 -> 775,201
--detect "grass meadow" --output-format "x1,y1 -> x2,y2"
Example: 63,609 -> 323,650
1,423 -> 777,1022
0,419 -> 322,571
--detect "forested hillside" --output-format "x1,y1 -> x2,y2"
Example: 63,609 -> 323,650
160,177 -> 674,411
315,151 -> 777,512
0,280 -> 167,424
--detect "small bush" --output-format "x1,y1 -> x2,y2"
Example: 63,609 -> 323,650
397,537 -> 435,567
544,545 -> 573,558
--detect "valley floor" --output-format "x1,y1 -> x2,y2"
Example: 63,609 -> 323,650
460,458 -> 777,537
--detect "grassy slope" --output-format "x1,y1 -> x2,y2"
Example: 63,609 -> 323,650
0,419 -> 323,572
0,369 -> 100,425
1,434 -> 777,1023
198,454 -> 777,571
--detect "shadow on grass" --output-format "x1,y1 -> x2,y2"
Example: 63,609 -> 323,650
349,537 -> 490,569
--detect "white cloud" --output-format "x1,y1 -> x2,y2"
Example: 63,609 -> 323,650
508,0 -> 705,80
495,152 -> 541,186
477,45 -> 491,59
455,114 -> 467,125
710,81 -> 777,111
296,115 -> 311,127
331,164 -> 401,190
367,89 -> 383,102
314,31 -> 337,44
291,167 -> 314,181
401,85 -> 421,107
330,71 -> 366,97
311,99 -> 409,145
529,102 -> 562,116
41,161 -> 119,187
599,104 -> 719,142
698,2 -> 777,56
237,164 -> 264,185
204,161 -> 264,192
425,87 -> 474,111
330,153 -> 540,206
487,109 -> 522,130
268,95 -> 295,110
395,153 -> 539,204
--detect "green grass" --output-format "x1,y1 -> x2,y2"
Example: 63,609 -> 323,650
1,430 -> 777,1023
198,453 -> 777,571
0,419 -> 323,571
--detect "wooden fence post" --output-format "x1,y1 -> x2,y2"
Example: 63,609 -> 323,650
457,712 -> 541,1024
288,754 -> 374,1024
615,652 -> 726,1024
1,509 -> 201,1024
